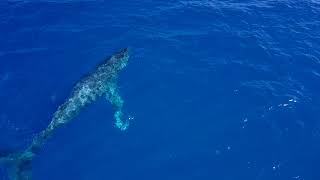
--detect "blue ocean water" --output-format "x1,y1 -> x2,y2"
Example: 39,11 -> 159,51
0,0 -> 320,179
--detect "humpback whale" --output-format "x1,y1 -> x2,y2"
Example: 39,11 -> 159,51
0,48 -> 132,180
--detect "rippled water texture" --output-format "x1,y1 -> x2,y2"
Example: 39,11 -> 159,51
0,0 -> 320,180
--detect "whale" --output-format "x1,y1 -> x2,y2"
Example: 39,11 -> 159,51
0,48 -> 132,180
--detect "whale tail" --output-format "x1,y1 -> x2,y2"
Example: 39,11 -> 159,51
0,150 -> 33,180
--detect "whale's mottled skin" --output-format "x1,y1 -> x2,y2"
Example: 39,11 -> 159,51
0,48 -> 131,180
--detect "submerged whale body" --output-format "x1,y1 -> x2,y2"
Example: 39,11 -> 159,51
0,48 -> 132,180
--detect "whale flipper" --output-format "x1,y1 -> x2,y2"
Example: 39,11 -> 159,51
105,83 -> 129,131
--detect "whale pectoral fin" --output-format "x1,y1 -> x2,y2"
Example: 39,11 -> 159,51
105,84 -> 129,131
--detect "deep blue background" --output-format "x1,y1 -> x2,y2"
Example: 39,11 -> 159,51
1,0 -> 320,179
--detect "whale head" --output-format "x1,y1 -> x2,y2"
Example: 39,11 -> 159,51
110,48 -> 130,71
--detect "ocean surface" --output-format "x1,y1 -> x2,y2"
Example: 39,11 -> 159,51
0,0 -> 320,179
